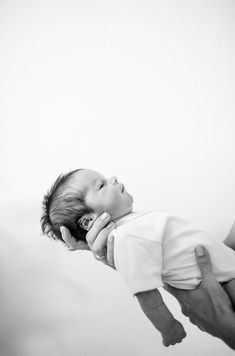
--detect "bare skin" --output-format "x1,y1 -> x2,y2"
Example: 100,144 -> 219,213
224,221 -> 235,251
165,246 -> 235,349
60,217 -> 235,350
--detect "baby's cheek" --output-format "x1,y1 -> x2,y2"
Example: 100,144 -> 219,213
105,201 -> 119,217
95,200 -> 113,215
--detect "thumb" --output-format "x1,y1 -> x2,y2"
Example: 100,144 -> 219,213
195,245 -> 213,280
60,226 -> 72,245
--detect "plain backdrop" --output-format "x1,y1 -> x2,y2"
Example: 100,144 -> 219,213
1,0 -> 235,355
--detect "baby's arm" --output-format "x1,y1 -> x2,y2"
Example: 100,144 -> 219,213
136,288 -> 186,347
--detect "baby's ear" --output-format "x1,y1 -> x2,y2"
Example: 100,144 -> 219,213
78,213 -> 96,231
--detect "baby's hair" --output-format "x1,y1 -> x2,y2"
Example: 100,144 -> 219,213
40,168 -> 93,244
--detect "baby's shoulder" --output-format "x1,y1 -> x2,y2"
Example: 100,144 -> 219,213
114,210 -> 170,243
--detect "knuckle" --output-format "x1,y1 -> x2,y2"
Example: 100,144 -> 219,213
199,259 -> 208,268
96,220 -> 107,228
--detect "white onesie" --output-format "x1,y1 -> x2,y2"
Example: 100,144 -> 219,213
112,210 -> 235,296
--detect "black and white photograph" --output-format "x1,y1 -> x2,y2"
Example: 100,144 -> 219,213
1,1 -> 235,355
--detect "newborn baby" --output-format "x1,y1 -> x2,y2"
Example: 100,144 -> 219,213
41,168 -> 235,346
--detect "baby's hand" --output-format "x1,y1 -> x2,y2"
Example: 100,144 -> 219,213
161,320 -> 186,347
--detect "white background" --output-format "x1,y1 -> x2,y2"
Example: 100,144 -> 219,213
1,0 -> 235,355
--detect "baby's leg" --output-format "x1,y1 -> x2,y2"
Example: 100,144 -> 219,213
223,278 -> 235,311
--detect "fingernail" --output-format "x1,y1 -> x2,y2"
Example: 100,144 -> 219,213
196,245 -> 205,257
60,227 -> 64,233
101,212 -> 109,220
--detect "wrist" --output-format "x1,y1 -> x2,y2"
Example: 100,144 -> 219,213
160,317 -> 178,333
218,314 -> 235,350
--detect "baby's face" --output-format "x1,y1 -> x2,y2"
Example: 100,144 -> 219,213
72,169 -> 133,220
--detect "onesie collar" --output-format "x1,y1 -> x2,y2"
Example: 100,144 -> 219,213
113,210 -> 151,228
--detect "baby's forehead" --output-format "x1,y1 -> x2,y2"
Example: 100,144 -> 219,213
71,169 -> 103,189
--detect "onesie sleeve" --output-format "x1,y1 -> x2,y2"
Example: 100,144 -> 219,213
113,232 -> 163,296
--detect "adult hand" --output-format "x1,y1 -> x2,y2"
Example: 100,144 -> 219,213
60,226 -> 90,251
60,212 -> 116,268
224,221 -> 235,251
164,246 -> 235,349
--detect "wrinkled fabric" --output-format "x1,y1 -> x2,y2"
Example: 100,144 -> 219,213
113,211 -> 235,295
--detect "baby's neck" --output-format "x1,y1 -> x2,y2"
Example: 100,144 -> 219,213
112,212 -> 133,223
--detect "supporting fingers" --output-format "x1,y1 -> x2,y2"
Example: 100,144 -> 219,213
195,245 -> 214,281
60,226 -> 73,245
60,226 -> 89,250
91,222 -> 115,256
86,212 -> 111,248
106,234 -> 115,268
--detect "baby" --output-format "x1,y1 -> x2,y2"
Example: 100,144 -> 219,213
41,168 -> 235,347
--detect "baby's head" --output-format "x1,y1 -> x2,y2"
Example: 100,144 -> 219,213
41,168 -> 134,244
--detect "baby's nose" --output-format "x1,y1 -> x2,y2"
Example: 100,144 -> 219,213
110,176 -> 118,184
